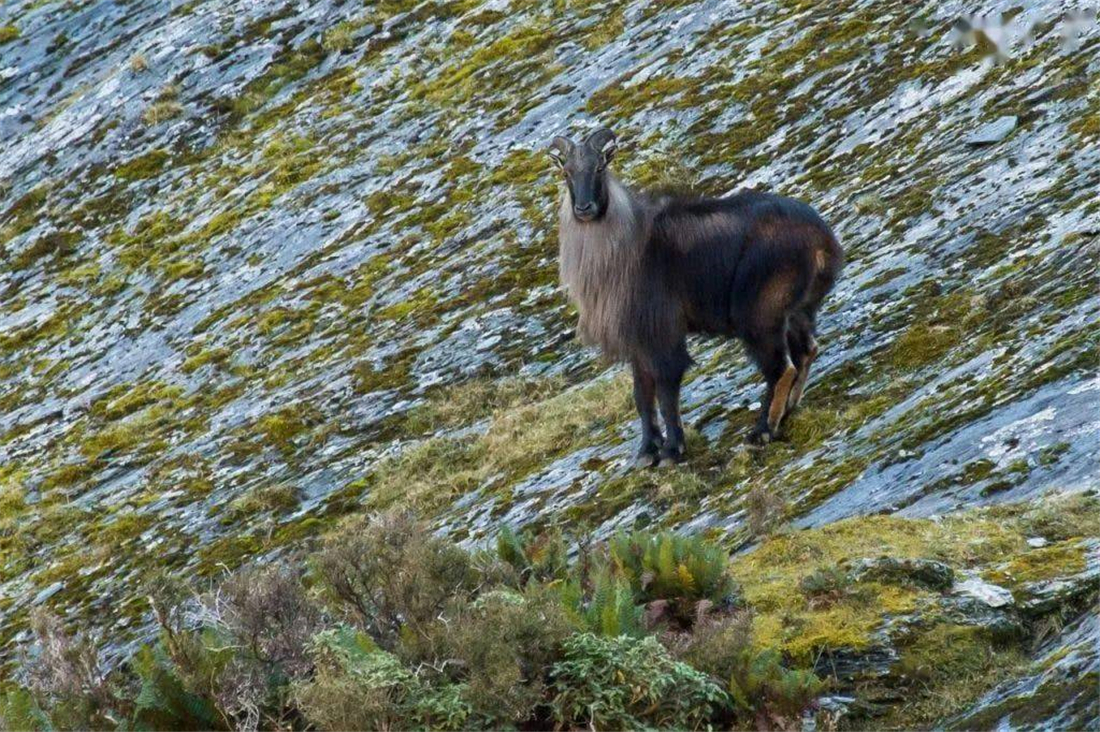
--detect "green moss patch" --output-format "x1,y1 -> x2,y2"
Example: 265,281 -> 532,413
114,149 -> 171,181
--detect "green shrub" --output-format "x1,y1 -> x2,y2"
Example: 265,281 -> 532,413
293,626 -> 470,731
403,585 -> 578,725
7,609 -> 225,731
666,612 -> 825,727
607,530 -> 736,624
130,644 -> 223,731
496,524 -> 569,585
146,563 -> 321,728
578,570 -> 646,637
798,565 -> 854,606
15,610 -> 123,730
1,689 -> 51,732
11,519 -> 815,731
1018,492 -> 1100,542
313,511 -> 479,648
293,627 -> 419,730
727,648 -> 825,726
665,611 -> 754,680
550,633 -> 729,730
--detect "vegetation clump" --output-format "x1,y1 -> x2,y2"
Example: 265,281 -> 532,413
141,94 -> 183,126
608,531 -> 737,624
293,628 -> 469,731
114,149 -> 171,181
550,633 -> 728,730
887,322 -> 961,370
11,494 -> 1092,730
314,512 -> 480,647
3,515 -> 828,730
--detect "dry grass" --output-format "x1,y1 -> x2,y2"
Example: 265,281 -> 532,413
141,100 -> 182,126
403,375 -> 566,433
367,372 -> 633,513
141,84 -> 183,125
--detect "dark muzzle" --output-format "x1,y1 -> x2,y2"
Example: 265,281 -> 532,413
573,202 -> 598,221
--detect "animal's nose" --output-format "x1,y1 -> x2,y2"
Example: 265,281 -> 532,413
574,202 -> 597,216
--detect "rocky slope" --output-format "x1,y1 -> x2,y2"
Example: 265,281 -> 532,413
0,0 -> 1097,726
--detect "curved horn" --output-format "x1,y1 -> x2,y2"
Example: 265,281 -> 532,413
584,127 -> 617,159
548,136 -> 573,167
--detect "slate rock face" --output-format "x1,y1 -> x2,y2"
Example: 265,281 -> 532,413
946,611 -> 1100,732
965,114 -> 1018,145
849,556 -> 955,591
0,0 -> 1097,724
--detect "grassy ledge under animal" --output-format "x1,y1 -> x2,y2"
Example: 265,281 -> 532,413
550,127 -> 844,467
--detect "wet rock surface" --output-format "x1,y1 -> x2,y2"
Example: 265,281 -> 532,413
1,0 -> 1098,726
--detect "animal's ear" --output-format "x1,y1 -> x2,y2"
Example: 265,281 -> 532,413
548,136 -> 573,168
585,127 -> 618,163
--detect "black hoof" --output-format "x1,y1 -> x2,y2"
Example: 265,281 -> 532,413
748,426 -> 772,446
633,434 -> 663,469
658,445 -> 684,466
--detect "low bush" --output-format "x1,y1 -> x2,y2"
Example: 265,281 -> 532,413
403,585 -> 577,725
7,518 -> 828,731
495,524 -> 570,585
798,565 -> 854,607
576,569 -> 646,637
16,610 -> 119,730
667,612 -> 825,728
550,632 -> 729,730
729,648 -> 825,728
666,610 -> 755,680
313,511 -> 479,648
129,644 -> 224,730
293,627 -> 470,731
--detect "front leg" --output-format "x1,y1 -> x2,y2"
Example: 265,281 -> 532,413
631,361 -> 662,468
652,340 -> 693,468
656,374 -> 686,466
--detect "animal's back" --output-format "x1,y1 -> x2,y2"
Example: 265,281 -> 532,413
651,190 -> 842,335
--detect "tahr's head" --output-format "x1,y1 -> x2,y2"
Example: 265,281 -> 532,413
548,127 -> 618,223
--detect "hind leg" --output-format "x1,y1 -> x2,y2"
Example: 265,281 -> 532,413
746,326 -> 798,445
786,311 -> 819,411
742,270 -> 800,444
788,338 -> 818,411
